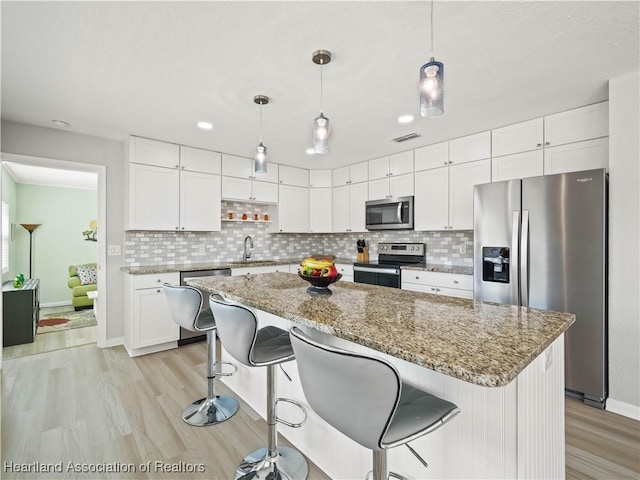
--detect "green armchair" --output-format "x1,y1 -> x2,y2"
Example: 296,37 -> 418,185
68,263 -> 98,310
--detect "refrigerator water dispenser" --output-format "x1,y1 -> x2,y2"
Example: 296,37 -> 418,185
482,247 -> 510,283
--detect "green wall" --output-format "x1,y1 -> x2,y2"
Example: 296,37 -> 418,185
14,184 -> 97,306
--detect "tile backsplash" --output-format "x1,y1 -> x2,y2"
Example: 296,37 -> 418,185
125,201 -> 473,267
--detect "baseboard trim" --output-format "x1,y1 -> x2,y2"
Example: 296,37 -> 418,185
100,337 -> 124,349
40,301 -> 73,308
606,398 -> 640,421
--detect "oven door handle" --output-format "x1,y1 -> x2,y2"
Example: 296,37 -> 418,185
353,266 -> 400,275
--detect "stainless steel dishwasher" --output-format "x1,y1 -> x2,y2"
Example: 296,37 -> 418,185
178,268 -> 231,345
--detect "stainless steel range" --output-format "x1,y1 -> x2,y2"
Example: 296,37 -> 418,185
353,242 -> 426,288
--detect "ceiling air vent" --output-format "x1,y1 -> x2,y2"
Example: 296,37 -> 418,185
392,132 -> 420,143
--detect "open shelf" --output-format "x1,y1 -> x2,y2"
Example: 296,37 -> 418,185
221,218 -> 272,224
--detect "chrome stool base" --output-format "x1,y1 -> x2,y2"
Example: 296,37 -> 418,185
182,395 -> 239,427
235,446 -> 308,480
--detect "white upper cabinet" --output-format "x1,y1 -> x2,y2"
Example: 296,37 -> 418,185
332,182 -> 368,232
543,137 -> 609,175
129,164 -> 180,230
389,151 -> 414,176
491,118 -> 544,157
369,151 -> 414,180
492,150 -> 544,182
222,154 -> 253,179
333,162 -> 369,186
544,101 -> 608,147
274,185 -> 309,233
255,163 -> 279,184
449,131 -> 491,165
449,159 -> 491,230
221,177 -> 278,203
309,188 -> 332,233
309,170 -> 332,188
279,165 -> 309,187
350,162 -> 369,183
180,146 -> 221,174
130,136 -> 180,169
180,170 -> 222,231
369,174 -> 414,200
368,156 -> 390,180
414,141 -> 449,171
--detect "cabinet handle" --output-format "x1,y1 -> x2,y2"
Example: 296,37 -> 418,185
443,161 -> 448,166
175,164 -> 179,169
448,160 -> 453,165
389,172 -> 393,176
279,180 -> 283,183
157,289 -> 161,293
436,288 -> 441,292
430,287 -> 436,291
536,143 -> 542,147
280,229 -> 283,232
157,279 -> 161,283
415,276 -> 420,280
454,280 -> 459,284
181,227 -> 185,230
545,141 -> 550,146
181,166 -> 185,170
175,227 -> 179,230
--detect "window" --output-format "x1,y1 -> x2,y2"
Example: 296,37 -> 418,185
2,201 -> 9,273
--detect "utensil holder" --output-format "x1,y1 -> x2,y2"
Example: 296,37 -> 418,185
357,248 -> 369,263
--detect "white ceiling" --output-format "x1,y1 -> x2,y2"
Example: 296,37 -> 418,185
3,162 -> 98,190
1,1 -> 638,170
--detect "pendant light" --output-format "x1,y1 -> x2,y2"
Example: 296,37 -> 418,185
254,95 -> 269,174
420,0 -> 444,117
312,50 -> 331,154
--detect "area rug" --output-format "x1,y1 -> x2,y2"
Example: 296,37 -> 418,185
37,309 -> 97,334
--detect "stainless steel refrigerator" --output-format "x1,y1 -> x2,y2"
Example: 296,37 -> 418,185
473,168 -> 607,408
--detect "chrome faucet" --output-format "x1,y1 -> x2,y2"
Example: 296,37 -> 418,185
243,235 -> 254,262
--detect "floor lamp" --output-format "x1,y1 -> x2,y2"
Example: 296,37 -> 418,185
20,223 -> 41,279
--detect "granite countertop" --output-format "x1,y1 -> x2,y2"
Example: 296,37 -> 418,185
121,257 -> 355,275
188,272 -> 574,388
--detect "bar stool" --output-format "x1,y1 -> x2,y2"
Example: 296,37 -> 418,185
163,284 -> 239,426
289,326 -> 460,480
209,294 -> 308,480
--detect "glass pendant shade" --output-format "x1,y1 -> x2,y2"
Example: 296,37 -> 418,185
313,112 -> 330,154
254,142 -> 267,174
420,57 -> 444,117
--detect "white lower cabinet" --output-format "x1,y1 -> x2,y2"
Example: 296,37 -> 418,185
401,270 -> 473,299
125,272 -> 180,356
335,263 -> 354,282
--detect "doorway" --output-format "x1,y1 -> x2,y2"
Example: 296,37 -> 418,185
1,153 -> 107,361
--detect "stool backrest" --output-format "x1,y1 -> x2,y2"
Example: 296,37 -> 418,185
289,327 -> 401,451
163,284 -> 202,332
209,294 -> 258,367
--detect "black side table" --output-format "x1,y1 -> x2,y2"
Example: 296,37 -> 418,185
3,278 -> 40,347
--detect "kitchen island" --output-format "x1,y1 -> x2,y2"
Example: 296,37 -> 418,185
188,273 -> 574,479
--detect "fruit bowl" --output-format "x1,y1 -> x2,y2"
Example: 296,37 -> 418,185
298,272 -> 342,296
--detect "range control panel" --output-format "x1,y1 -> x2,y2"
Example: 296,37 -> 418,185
377,243 -> 425,256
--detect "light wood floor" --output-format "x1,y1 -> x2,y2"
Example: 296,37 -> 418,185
2,342 -> 638,480
3,307 -> 97,360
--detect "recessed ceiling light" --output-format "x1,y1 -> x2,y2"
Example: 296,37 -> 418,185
398,115 -> 414,124
197,121 -> 213,130
52,119 -> 69,127
305,148 -> 316,155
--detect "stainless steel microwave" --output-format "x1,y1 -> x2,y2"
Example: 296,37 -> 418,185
365,196 -> 414,230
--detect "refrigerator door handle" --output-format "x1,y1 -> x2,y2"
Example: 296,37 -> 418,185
512,211 -> 520,305
521,210 -> 529,307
